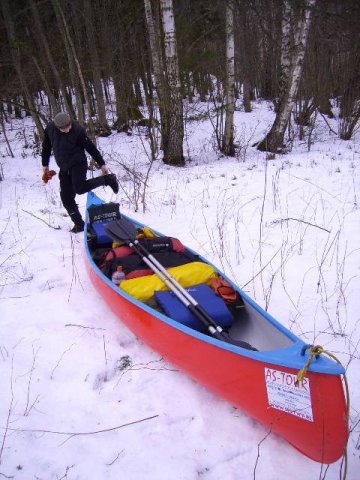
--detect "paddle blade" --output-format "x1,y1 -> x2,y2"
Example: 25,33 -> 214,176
104,217 -> 138,242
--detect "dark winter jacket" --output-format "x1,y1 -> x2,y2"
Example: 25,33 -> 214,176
41,121 -> 105,171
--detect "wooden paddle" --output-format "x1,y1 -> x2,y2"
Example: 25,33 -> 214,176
104,218 -> 256,350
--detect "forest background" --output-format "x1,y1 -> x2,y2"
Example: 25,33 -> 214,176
1,0 -> 359,163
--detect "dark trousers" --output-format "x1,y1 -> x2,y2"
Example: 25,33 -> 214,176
59,162 -> 105,224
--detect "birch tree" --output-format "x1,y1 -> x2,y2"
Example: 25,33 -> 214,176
144,0 -> 165,98
257,0 -> 316,153
144,0 -> 167,141
159,0 -> 184,165
278,0 -> 293,102
221,0 -> 236,156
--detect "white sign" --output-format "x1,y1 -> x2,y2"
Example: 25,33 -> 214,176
264,368 -> 313,422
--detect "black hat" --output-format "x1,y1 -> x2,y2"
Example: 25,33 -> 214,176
54,112 -> 71,128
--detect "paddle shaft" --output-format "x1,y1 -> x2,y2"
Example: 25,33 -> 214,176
127,240 -> 226,340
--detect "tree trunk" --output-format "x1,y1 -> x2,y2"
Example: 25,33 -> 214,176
278,0 -> 293,104
2,0 -> 44,140
29,0 -> 74,118
83,0 -> 109,133
239,4 -> 252,113
51,0 -> 84,125
112,72 -> 143,132
31,54 -> 58,117
0,111 -> 14,157
339,106 -> 360,140
159,0 -> 184,165
144,0 -> 168,150
52,0 -> 97,141
134,78 -> 143,107
257,0 -> 316,153
221,0 -> 236,156
243,79 -> 251,112
144,0 -> 165,94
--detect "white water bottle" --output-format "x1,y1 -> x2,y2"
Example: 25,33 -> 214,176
112,266 -> 125,285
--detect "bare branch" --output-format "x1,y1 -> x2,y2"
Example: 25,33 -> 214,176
1,415 -> 159,440
65,324 -> 105,331
24,346 -> 40,416
22,209 -> 61,230
50,344 -> 76,380
0,356 -> 14,466
253,429 -> 272,480
270,217 -> 330,233
105,450 -> 124,466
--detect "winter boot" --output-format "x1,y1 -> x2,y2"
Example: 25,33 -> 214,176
104,173 -> 119,194
70,223 -> 85,233
69,209 -> 85,233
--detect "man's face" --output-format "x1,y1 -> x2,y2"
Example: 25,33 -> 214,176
59,123 -> 72,133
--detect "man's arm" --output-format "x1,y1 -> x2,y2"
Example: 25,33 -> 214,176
41,130 -> 52,170
80,132 -> 105,167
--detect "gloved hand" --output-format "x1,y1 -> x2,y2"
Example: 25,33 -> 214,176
42,169 -> 57,183
101,164 -> 110,175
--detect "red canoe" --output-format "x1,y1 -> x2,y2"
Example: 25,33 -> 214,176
84,192 -> 348,464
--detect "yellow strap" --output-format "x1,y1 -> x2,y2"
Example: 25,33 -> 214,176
112,241 -> 123,248
136,227 -> 158,238
297,345 -> 350,479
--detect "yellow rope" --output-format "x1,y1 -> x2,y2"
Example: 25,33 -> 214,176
296,345 -> 324,384
297,345 -> 350,480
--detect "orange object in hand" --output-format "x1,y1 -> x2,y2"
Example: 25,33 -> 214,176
42,170 -> 57,183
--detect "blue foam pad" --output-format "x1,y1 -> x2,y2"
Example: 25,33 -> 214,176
155,283 -> 234,331
92,222 -> 112,245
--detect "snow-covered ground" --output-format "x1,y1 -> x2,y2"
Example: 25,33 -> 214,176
1,102 -> 359,479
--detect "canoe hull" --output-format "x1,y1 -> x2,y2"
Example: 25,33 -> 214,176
85,259 -> 348,464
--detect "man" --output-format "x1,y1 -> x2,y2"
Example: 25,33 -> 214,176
41,112 -> 119,233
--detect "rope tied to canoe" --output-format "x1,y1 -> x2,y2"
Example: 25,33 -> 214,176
296,345 -> 324,384
297,345 -> 350,480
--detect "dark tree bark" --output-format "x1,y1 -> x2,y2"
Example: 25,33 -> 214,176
29,0 -> 73,118
51,0 -> 96,139
2,0 -> 44,139
339,56 -> 360,140
83,0 -> 109,134
159,0 -> 185,165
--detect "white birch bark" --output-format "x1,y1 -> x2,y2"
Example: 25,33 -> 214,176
222,0 -> 235,156
258,0 -> 316,153
144,0 -> 164,93
160,0 -> 184,165
144,0 -> 168,142
279,0 -> 293,100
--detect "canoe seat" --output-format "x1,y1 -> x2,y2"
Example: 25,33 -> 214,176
154,283 -> 234,332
